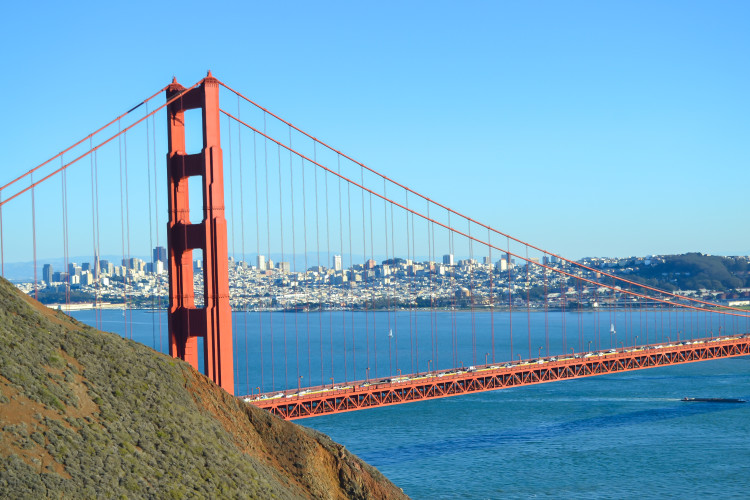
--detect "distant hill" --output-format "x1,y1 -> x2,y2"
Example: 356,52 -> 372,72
627,253 -> 748,292
0,277 -> 407,499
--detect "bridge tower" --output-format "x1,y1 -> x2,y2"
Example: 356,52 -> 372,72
165,73 -> 234,394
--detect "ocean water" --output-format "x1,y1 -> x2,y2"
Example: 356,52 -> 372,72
71,309 -> 750,498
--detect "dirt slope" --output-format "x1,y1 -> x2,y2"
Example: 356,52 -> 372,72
0,277 -> 408,499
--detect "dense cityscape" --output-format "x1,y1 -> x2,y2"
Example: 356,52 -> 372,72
17,246 -> 750,311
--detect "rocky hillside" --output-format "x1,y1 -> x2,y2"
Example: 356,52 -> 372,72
0,277 -> 407,499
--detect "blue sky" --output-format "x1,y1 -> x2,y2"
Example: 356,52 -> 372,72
1,1 -> 748,265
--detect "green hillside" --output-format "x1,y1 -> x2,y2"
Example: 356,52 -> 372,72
0,277 -> 407,499
629,253 -> 748,292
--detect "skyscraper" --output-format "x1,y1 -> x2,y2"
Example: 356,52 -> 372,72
333,255 -> 343,271
42,264 -> 53,284
94,252 -> 100,279
257,254 -> 266,271
153,246 -> 167,264
443,254 -> 454,266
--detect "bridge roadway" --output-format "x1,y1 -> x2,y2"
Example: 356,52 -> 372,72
246,334 -> 750,420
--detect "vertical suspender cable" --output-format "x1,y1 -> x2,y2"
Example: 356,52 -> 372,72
237,103 -> 249,395
597,282 -> 602,350
287,130 -> 299,389
337,154 -> 348,383
544,256 -> 549,356
560,280 -> 568,354
62,158 -> 69,307
526,245 -> 531,359
469,221 -> 476,365
277,144 -> 288,389
253,127 -> 264,390
90,138 -> 100,330
151,114 -> 161,350
360,166 -> 369,379
263,113 -> 275,392
146,105 -> 156,350
427,201 -> 440,367
301,153 -> 313,387
94,148 -> 103,330
323,160 -> 333,383
489,229 -> 494,363
31,173 -> 38,301
227,111 -> 239,389
124,130 -> 133,339
313,144 -> 324,386
405,191 -> 413,374
369,190 -> 377,378
577,278 -> 583,352
118,124 -> 127,336
229,113 -> 241,394
347,173 -> 356,380
390,196 -> 398,375
450,213 -> 456,367
384,179 -> 392,376
507,237 -> 513,361
411,210 -> 418,371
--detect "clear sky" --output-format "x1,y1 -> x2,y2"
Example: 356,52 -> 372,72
1,1 -> 748,263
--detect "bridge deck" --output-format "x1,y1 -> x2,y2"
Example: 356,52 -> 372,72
246,334 -> 750,420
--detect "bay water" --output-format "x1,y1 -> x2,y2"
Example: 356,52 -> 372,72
71,309 -> 750,498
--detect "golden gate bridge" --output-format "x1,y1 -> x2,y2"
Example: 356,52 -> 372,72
1,73 -> 748,420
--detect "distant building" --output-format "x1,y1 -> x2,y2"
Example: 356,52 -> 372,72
278,261 -> 290,274
153,246 -> 167,264
52,271 -> 69,283
99,260 -> 113,275
146,261 -> 165,274
43,264 -> 53,284
333,255 -> 343,271
257,254 -> 266,271
443,254 -> 454,266
81,272 -> 95,286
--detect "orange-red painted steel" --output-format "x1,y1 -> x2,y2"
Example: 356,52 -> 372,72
166,74 -> 234,394
248,334 -> 750,420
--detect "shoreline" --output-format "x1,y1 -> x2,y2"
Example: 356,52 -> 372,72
51,303 -> 713,313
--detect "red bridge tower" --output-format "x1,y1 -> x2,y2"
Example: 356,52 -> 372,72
165,73 -> 234,394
